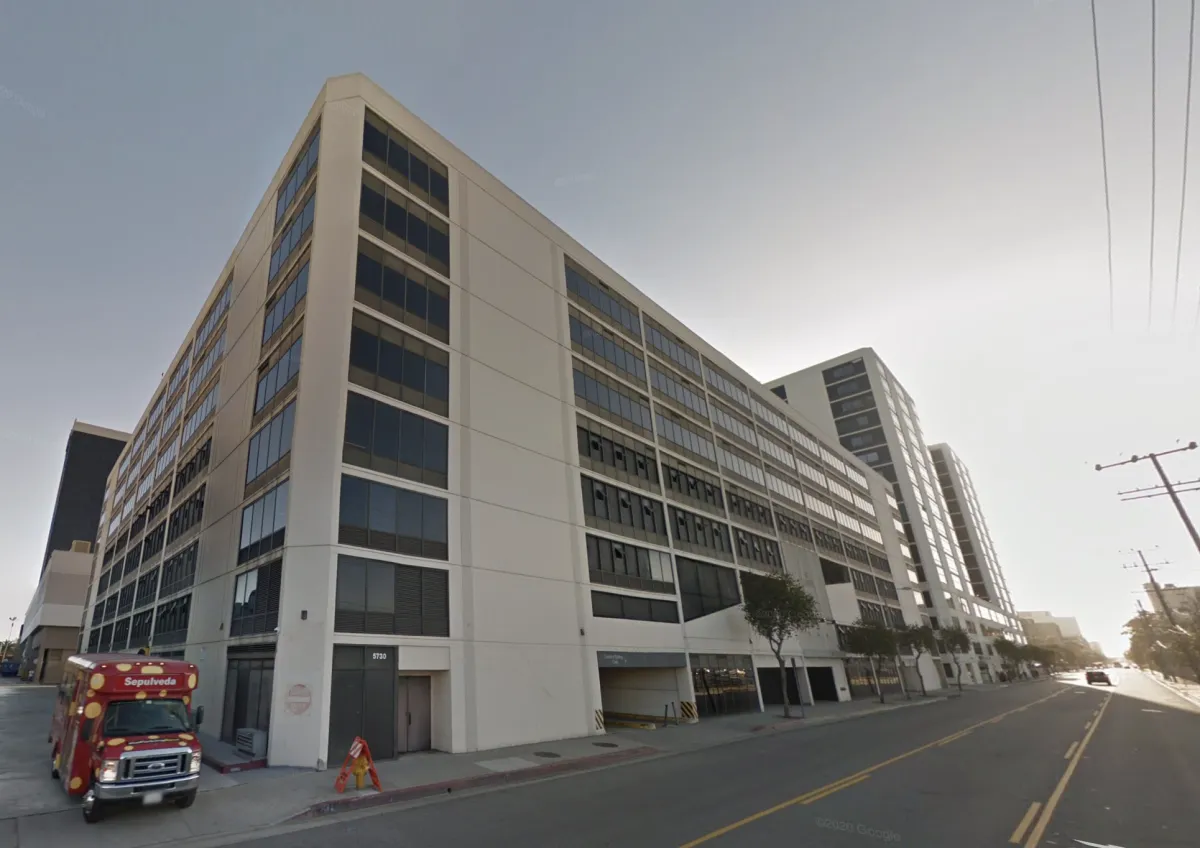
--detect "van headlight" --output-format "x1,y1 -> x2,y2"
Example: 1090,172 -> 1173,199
189,750 -> 202,774
99,759 -> 121,783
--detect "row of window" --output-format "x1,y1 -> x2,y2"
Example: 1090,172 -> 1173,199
134,566 -> 159,610
573,364 -> 653,438
678,557 -> 741,622
663,459 -> 724,513
581,476 -> 666,543
591,591 -> 679,624
774,507 -> 813,546
727,489 -> 773,532
269,193 -> 316,282
160,541 -> 198,598
174,439 -> 211,495
586,533 -> 674,594
570,310 -> 646,386
711,402 -> 756,447
246,401 -> 296,485
231,559 -> 282,637
704,362 -> 751,411
166,346 -> 191,400
645,317 -> 702,379
360,173 -> 451,277
154,436 -> 180,481
565,258 -> 641,341
255,336 -> 303,414
181,385 -> 218,446
355,240 -> 450,344
349,312 -> 449,417
650,365 -> 708,420
238,479 -> 289,564
670,506 -> 734,561
276,126 -> 320,227
338,474 -> 448,560
166,484 -> 205,547
334,554 -> 449,636
656,412 -> 716,465
362,110 -> 451,215
576,420 -> 658,490
344,391 -> 449,489
718,443 -> 765,488
263,261 -> 309,345
195,280 -> 232,359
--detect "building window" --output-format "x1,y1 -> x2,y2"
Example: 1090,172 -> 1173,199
166,484 -> 205,546
661,459 -> 724,515
142,520 -> 166,561
355,239 -> 450,344
564,257 -> 641,341
591,591 -> 679,623
655,411 -> 717,467
676,557 -> 741,621
734,527 -> 783,572
727,489 -> 774,532
269,193 -> 316,282
181,387 -> 218,447
334,553 -> 449,636
238,480 -> 289,564
255,336 -> 303,414
343,391 -> 448,489
160,541 -> 199,598
188,330 -> 226,399
573,363 -> 653,439
644,316 -> 702,379
246,401 -> 296,486
362,109 -> 450,215
359,172 -> 451,277
812,523 -> 845,556
276,125 -> 320,227
717,441 -> 766,488
586,534 -> 674,594
576,419 -> 658,492
775,507 -> 813,546
153,593 -> 191,646
821,558 -> 850,585
111,617 -> 130,652
830,394 -> 877,419
166,347 -> 192,400
710,401 -> 756,448
134,567 -> 159,610
703,361 -> 751,411
174,438 -> 212,495
194,279 -> 232,355
570,308 -> 647,387
349,311 -> 449,418
669,506 -> 734,562
580,476 -> 667,545
650,365 -> 708,420
263,261 -> 309,346
337,474 -> 448,560
822,359 -> 867,385
117,584 -> 134,616
826,376 -> 871,401
230,559 -> 283,637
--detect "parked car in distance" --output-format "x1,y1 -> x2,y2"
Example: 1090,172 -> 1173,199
1086,670 -> 1112,686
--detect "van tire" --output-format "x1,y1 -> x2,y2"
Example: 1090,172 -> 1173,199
175,790 -> 197,809
82,791 -> 105,824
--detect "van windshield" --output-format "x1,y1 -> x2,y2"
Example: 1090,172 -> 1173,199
102,699 -> 191,736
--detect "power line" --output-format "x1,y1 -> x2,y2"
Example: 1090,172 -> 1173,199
1095,442 -> 1200,556
1175,0 -> 1197,329
1150,0 -> 1159,329
1091,0 -> 1117,331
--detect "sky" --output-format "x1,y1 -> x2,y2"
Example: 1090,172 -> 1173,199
2,0 -> 1199,657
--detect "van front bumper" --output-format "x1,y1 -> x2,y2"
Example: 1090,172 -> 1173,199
92,772 -> 199,801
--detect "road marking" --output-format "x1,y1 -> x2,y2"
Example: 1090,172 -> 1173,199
1024,694 -> 1112,848
1009,801 -> 1042,844
801,773 -> 870,804
1063,741 -> 1078,760
937,729 -> 972,746
1141,708 -> 1162,713
678,687 -> 1068,847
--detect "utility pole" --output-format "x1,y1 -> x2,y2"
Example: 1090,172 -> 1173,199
1123,550 -> 1179,628
1096,442 -> 1200,558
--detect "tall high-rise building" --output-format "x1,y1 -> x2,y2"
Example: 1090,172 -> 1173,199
767,349 -> 1020,682
927,443 -> 1019,634
19,421 -> 128,683
81,74 -> 936,770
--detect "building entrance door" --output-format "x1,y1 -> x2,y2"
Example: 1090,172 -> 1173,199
396,675 -> 431,754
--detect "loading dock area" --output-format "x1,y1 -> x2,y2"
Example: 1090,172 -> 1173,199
596,651 -> 694,727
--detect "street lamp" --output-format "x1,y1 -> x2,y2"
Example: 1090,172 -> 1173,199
4,617 -> 16,661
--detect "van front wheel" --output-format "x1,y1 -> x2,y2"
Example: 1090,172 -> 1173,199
82,790 -> 105,824
175,790 -> 197,809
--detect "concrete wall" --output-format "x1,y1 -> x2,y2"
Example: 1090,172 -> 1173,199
598,667 -> 683,719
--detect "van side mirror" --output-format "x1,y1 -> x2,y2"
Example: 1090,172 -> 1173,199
194,706 -> 204,728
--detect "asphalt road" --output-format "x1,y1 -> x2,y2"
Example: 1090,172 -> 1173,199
227,671 -> 1197,848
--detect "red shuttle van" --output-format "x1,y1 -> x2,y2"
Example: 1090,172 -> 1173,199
50,653 -> 205,823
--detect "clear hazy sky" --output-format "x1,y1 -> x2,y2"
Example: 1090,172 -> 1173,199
2,1 -> 1198,656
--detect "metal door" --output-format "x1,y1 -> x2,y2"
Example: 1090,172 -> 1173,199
406,676 -> 431,752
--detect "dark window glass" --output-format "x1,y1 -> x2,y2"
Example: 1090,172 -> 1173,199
237,480 -> 289,564
338,474 -> 448,561
676,557 -> 741,621
334,554 -> 450,636
348,312 -> 449,417
590,591 -> 679,624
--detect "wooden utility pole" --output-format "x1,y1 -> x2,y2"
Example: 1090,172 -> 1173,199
1096,442 -> 1200,558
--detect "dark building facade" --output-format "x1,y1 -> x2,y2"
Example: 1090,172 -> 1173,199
41,422 -> 129,573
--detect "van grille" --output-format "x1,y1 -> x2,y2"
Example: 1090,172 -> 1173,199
121,752 -> 187,781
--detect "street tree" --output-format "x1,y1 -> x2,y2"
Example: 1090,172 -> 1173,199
843,622 -> 899,703
940,625 -> 971,690
741,571 -> 821,718
897,624 -> 936,696
992,637 -> 1022,679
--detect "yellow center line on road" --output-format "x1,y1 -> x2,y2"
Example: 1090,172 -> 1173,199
1063,741 -> 1078,760
678,686 -> 1068,847
1009,801 -> 1042,844
937,729 -> 972,746
1024,693 -> 1113,848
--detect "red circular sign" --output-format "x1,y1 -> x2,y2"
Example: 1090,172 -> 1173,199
285,684 -> 312,715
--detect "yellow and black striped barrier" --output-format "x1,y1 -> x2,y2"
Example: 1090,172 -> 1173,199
680,701 -> 698,722
594,709 -> 605,731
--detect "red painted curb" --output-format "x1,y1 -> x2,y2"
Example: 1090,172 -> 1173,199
293,745 -> 659,820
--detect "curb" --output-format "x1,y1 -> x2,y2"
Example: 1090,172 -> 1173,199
1145,672 -> 1200,709
749,696 -> 947,734
290,745 -> 659,820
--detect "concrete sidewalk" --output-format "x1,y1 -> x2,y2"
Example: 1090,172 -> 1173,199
0,684 -> 999,848
1145,669 -> 1200,707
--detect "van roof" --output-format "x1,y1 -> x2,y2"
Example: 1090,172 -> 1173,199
67,653 -> 197,674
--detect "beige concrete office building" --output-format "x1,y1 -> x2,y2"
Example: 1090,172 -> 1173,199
81,74 -> 938,771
